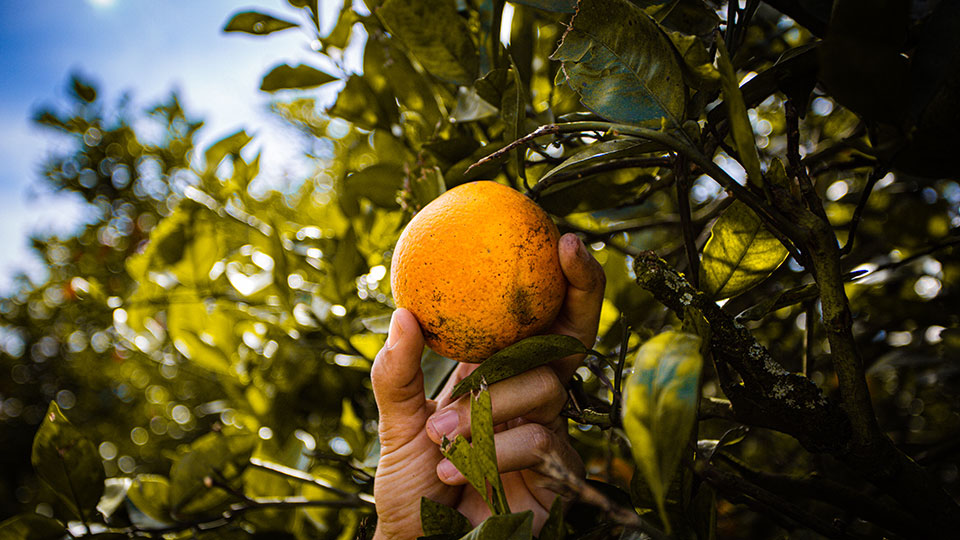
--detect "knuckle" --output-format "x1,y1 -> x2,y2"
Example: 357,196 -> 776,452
526,423 -> 555,454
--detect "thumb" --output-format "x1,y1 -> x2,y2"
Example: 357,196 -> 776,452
370,308 -> 428,450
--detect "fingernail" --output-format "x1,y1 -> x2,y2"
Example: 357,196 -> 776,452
386,311 -> 403,349
437,459 -> 463,483
427,410 -> 458,440
576,237 -> 590,260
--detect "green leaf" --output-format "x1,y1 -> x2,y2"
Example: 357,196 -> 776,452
30,402 -> 104,522
550,0 -> 686,127
621,331 -> 702,533
458,512 -> 533,540
509,0 -> 576,12
329,74 -> 397,131
364,33 -> 443,127
223,10 -> 299,35
538,496 -> 567,540
0,514 -> 65,540
205,130 -> 252,171
168,432 -> 255,517
715,39 -> 762,188
322,4 -> 359,50
450,335 -> 590,400
260,64 -> 338,92
344,164 -> 404,209
378,0 -> 479,86
421,497 -> 472,536
409,165 -> 447,210
441,387 -> 510,516
471,388 -> 510,515
127,475 -> 172,523
167,295 -> 236,376
699,200 -> 789,301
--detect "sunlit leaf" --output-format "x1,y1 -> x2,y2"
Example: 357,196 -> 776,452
716,39 -> 762,187
450,335 -> 590,400
421,497 -> 472,536
329,75 -> 396,131
551,0 -> 686,127
322,3 -> 359,50
260,64 -> 338,92
97,477 -> 132,519
622,331 -> 702,533
30,402 -> 104,522
377,0 -> 479,86
699,200 -> 789,301
127,475 -> 172,523
0,513 -> 64,540
223,11 -> 299,35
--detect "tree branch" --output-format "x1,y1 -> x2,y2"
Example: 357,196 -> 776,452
699,464 -> 864,540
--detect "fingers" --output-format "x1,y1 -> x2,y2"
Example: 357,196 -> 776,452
551,233 -> 606,380
435,419 -> 583,486
425,365 -> 566,445
370,309 -> 428,450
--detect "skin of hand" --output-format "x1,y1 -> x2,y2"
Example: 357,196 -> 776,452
371,233 -> 606,540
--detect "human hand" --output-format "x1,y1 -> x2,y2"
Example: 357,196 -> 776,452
371,233 -> 605,539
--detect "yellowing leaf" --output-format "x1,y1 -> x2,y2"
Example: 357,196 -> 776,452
622,331 -> 702,533
700,200 -> 789,300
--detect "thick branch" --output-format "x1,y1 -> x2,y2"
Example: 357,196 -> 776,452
635,252 -> 960,536
717,453 -> 918,539
633,252 -> 850,452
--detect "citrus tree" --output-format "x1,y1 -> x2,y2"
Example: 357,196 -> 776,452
2,1 -> 960,539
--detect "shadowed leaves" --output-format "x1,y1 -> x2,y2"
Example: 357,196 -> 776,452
31,402 -> 105,522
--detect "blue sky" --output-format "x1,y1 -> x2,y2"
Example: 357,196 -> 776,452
0,0 -> 353,293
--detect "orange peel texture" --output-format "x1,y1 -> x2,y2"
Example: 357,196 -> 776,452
390,181 -> 567,362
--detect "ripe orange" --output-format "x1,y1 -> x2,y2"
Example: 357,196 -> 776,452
390,181 -> 567,362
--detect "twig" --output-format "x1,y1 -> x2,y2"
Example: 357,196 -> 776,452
539,451 -> 668,540
120,497 -> 370,536
468,121 -> 804,260
785,100 -> 829,223
699,397 -> 736,421
840,165 -> 888,255
675,155 -> 700,288
529,156 -> 674,199
249,457 -> 375,507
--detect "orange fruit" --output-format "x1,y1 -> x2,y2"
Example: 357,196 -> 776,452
390,181 -> 567,362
